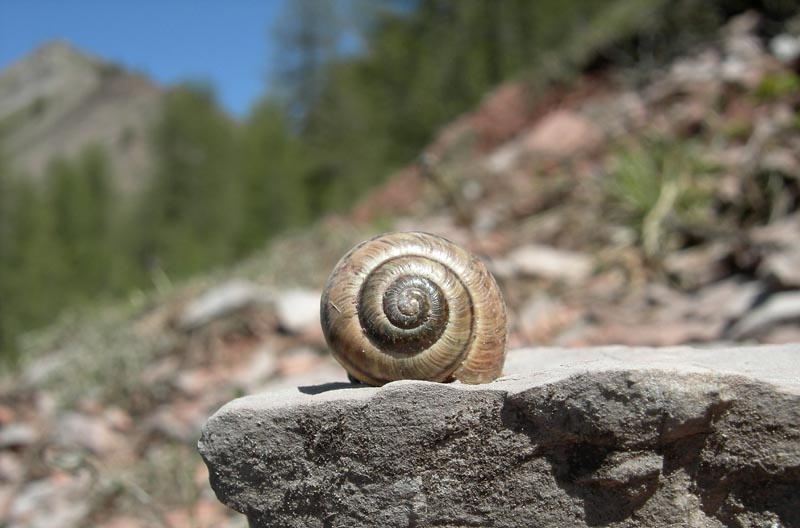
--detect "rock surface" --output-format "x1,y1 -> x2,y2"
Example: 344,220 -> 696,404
199,345 -> 800,528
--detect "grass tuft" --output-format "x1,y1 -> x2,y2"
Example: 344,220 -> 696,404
606,137 -> 718,257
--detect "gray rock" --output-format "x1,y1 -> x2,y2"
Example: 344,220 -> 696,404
199,345 -> 800,528
771,33 -> 800,64
0,423 -> 38,449
662,243 -> 732,289
494,244 -> 594,282
274,289 -> 322,335
54,412 -> 128,456
728,291 -> 800,340
761,247 -> 800,288
8,474 -> 91,528
178,280 -> 273,331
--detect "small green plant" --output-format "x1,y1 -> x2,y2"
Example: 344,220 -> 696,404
722,118 -> 752,141
607,137 -> 717,257
755,72 -> 800,102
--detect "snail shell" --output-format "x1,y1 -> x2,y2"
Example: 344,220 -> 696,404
320,232 -> 507,386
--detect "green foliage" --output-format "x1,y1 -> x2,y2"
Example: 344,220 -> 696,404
607,138 -> 718,257
134,84 -> 239,279
1,171 -> 62,360
0,155 -> 21,358
723,118 -> 754,141
755,72 -> 800,101
236,100 -> 312,250
270,0 -> 344,126
0,145 -> 126,361
48,147 -> 116,299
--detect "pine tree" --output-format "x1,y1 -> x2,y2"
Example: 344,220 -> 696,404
0,173 -> 62,355
136,84 -> 238,279
271,0 -> 343,130
47,146 -> 116,300
0,149 -> 14,360
236,100 -> 311,252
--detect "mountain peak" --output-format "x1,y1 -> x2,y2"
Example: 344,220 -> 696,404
0,40 -> 163,190
31,39 -> 98,63
0,40 -> 100,87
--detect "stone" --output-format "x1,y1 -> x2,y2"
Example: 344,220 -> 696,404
688,279 -> 762,322
97,516 -> 150,528
468,81 -> 533,150
727,291 -> 800,340
583,320 -> 725,347
351,166 -> 424,223
485,138 -> 524,174
164,499 -> 233,528
494,244 -> 594,282
54,412 -> 128,456
199,345 -> 800,528
0,423 -> 38,448
146,398 -> 216,443
749,214 -> 799,247
761,148 -> 800,178
749,215 -> 800,288
253,357 -> 347,394
668,50 -> 722,87
520,109 -> 604,159
580,91 -> 648,138
178,280 -> 273,331
721,12 -> 769,89
231,345 -> 278,392
274,289 -> 321,335
0,451 -> 25,482
662,243 -> 732,289
8,473 -> 91,528
486,106 -> 601,173
762,324 -> 800,344
760,247 -> 800,288
174,367 -> 221,397
276,346 -> 324,376
515,294 -> 582,345
770,33 -> 800,64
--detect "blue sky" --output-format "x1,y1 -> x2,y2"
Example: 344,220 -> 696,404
0,0 -> 286,117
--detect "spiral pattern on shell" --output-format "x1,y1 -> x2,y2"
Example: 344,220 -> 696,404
320,232 -> 507,386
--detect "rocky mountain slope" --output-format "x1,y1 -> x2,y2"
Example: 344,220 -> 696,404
1,12 -> 799,528
0,42 -> 162,190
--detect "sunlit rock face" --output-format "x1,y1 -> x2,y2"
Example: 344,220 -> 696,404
199,345 -> 800,528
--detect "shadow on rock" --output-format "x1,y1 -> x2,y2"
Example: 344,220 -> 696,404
298,381 -> 369,395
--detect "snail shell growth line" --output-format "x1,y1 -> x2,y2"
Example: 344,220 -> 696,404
320,232 -> 507,386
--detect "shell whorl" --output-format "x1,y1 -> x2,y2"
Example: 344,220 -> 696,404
320,232 -> 507,386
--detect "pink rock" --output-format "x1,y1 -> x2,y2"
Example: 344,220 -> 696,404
277,347 -> 323,376
498,244 -> 594,282
514,294 -> 583,346
521,110 -> 604,159
585,320 -> 724,347
98,516 -> 150,528
164,499 -> 230,528
0,451 -> 25,482
54,413 -> 129,457
231,345 -> 278,391
9,473 -> 91,528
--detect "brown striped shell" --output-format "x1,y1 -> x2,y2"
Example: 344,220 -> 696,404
320,232 -> 507,386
